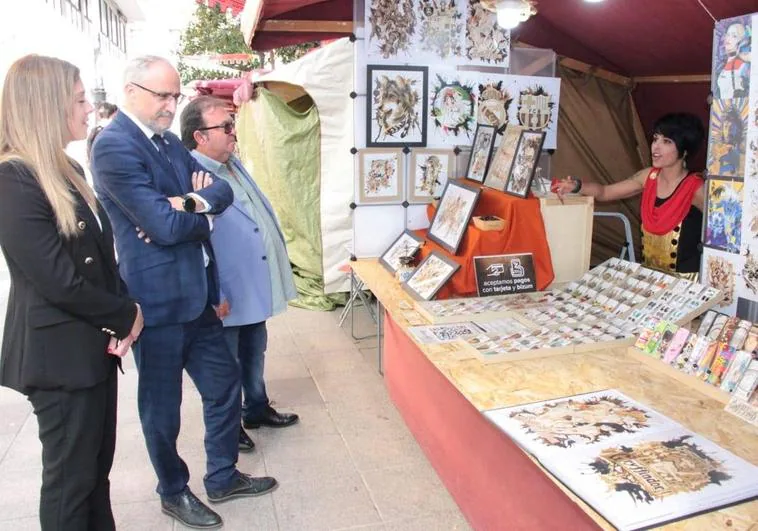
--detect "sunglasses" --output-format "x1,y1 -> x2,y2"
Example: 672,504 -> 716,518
198,121 -> 235,135
131,82 -> 184,104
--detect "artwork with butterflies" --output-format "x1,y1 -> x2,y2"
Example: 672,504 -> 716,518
364,0 -> 510,67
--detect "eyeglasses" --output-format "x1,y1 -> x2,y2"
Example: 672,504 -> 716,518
130,82 -> 185,104
198,121 -> 235,135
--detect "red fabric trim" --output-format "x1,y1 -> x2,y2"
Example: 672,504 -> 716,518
640,169 -> 703,235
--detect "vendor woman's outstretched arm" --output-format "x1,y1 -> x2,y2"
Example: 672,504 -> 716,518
553,168 -> 648,202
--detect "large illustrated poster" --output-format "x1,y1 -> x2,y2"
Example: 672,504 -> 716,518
703,13 -> 758,318
485,390 -> 758,530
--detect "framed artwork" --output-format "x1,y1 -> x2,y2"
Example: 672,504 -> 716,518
704,178 -> 743,253
710,14 -> 751,100
404,251 -> 460,300
706,98 -> 748,178
484,124 -> 524,191
505,130 -> 545,198
366,65 -> 428,148
703,248 -> 741,315
365,0 -> 416,60
511,76 -> 561,150
427,179 -> 481,254
429,71 -> 476,144
409,148 -> 454,203
357,148 -> 405,204
465,124 -> 497,183
379,230 -> 424,273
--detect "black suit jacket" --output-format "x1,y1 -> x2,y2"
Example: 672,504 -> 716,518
0,160 -> 137,393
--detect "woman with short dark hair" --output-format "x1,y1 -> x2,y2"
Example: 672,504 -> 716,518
553,113 -> 706,277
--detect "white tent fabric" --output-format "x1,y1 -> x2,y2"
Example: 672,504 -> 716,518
253,38 -> 354,293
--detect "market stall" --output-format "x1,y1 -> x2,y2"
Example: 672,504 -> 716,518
351,259 -> 758,530
230,1 -> 758,529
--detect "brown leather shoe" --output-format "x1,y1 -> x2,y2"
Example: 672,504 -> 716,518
243,406 -> 299,429
206,472 -> 278,504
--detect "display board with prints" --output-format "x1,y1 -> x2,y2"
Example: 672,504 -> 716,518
351,0 -> 561,259
702,12 -> 758,318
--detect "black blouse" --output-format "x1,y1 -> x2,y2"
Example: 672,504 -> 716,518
652,194 -> 703,273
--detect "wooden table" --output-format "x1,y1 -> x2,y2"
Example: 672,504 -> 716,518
351,259 -> 758,531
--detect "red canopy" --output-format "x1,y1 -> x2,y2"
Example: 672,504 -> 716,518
241,0 -> 756,168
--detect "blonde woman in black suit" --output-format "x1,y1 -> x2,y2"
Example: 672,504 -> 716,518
0,55 -> 144,531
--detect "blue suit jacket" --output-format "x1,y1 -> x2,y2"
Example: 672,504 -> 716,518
195,156 -> 293,327
91,112 -> 233,327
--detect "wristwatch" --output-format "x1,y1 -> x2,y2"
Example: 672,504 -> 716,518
182,195 -> 197,213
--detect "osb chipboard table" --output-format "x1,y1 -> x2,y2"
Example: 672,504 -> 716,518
350,259 -> 758,531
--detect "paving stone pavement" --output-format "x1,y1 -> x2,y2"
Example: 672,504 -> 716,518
0,257 -> 470,530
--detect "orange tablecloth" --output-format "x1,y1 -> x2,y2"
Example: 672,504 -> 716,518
416,180 -> 554,299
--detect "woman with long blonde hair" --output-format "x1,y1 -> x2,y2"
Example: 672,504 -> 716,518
0,54 -> 143,531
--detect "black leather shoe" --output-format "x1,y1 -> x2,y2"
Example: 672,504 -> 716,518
206,472 -> 278,504
239,426 -> 255,452
161,488 -> 222,529
243,406 -> 299,429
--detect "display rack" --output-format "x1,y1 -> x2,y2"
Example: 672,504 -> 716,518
626,347 -> 732,405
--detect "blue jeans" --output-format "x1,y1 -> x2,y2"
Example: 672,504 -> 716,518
224,322 -> 269,422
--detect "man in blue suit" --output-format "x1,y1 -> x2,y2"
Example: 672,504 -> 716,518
180,96 -> 299,452
91,56 -> 277,530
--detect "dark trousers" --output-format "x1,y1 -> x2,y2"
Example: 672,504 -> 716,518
28,367 -> 118,531
224,321 -> 270,421
132,305 -> 241,497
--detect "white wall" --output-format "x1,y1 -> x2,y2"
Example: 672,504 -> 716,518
0,0 -> 132,168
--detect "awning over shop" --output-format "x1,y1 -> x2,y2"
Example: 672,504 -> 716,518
240,0 -> 352,52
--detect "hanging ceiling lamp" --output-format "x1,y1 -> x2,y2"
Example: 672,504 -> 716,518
480,0 -> 538,30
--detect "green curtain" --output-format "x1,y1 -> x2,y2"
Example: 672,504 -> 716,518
237,88 -> 346,311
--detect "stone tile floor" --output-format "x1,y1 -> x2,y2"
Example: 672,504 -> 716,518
0,257 -> 470,530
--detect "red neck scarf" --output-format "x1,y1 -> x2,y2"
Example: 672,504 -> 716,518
640,168 -> 703,235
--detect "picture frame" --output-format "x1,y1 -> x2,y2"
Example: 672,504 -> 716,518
505,130 -> 546,198
409,148 -> 455,203
403,251 -> 460,300
366,65 -> 428,148
379,230 -> 425,273
465,123 -> 497,183
357,148 -> 405,204
484,124 -> 524,191
427,179 -> 481,254
704,177 -> 743,253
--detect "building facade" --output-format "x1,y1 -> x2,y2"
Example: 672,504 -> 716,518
0,0 -> 143,104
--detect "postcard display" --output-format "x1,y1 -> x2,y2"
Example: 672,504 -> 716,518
411,257 -> 724,363
702,13 -> 758,317
484,390 -> 758,530
351,0 -> 562,259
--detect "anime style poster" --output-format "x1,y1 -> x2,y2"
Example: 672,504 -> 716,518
707,98 -> 749,178
705,178 -> 743,253
712,15 -> 752,100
